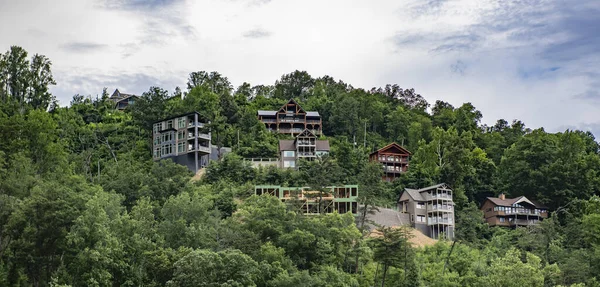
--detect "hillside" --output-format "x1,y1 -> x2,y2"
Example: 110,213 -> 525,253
1,46 -> 599,286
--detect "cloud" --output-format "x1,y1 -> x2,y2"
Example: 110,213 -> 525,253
556,122 -> 600,140
97,0 -> 196,46
242,28 -> 272,39
51,67 -> 185,105
450,60 -> 467,75
573,88 -> 600,103
99,0 -> 183,10
60,42 -> 108,53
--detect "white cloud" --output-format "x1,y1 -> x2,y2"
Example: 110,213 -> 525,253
0,0 -> 599,137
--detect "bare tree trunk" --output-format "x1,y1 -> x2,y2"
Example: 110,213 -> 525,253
442,240 -> 457,276
381,264 -> 388,287
373,263 -> 380,287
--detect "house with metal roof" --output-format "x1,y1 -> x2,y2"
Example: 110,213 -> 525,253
480,194 -> 549,227
397,183 -> 455,240
257,98 -> 322,136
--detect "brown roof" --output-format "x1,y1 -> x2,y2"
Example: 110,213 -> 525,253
370,142 -> 411,157
279,140 -> 295,151
485,196 -> 547,209
316,140 -> 330,151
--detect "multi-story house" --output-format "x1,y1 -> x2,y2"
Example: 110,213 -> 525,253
257,99 -> 322,136
255,185 -> 358,215
279,129 -> 330,168
480,194 -> 548,227
109,89 -> 138,110
397,183 -> 455,240
152,112 -> 211,173
369,143 -> 411,181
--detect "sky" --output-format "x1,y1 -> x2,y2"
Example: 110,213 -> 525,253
0,0 -> 599,137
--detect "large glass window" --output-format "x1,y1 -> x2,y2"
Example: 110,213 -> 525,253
283,160 -> 296,168
178,142 -> 185,153
154,136 -> 160,145
162,132 -> 172,142
153,123 -> 161,133
417,203 -> 425,209
417,215 -> 425,223
178,117 -> 185,128
178,131 -> 184,140
154,148 -> 160,158
166,120 -> 173,129
283,151 -> 295,157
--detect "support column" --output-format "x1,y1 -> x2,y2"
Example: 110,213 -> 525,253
194,114 -> 199,173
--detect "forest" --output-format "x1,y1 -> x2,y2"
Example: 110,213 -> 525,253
1,45 -> 600,287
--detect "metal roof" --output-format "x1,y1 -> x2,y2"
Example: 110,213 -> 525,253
306,111 -> 320,117
257,110 -> 277,116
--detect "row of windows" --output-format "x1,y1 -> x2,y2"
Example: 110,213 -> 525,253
378,155 -> 407,162
498,217 -> 539,224
153,116 -> 193,133
155,130 -> 205,145
493,206 -> 546,215
282,151 -> 329,158
154,144 -> 175,158
153,143 -> 191,158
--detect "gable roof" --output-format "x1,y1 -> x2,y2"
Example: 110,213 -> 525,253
370,142 -> 412,156
485,195 -> 547,209
398,183 -> 450,202
278,98 -> 306,114
404,188 -> 425,201
297,129 -> 316,138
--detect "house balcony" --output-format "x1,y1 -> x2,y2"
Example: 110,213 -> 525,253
279,128 -> 305,134
188,145 -> 211,154
487,210 -> 547,218
297,140 -> 316,146
279,117 -> 303,123
298,152 -> 316,157
377,157 -> 409,164
306,120 -> 321,124
260,118 -> 277,123
187,121 -> 205,128
187,133 -> 211,140
427,218 -> 454,225
427,205 -> 454,212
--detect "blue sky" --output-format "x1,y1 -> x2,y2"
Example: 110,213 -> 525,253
0,0 -> 598,137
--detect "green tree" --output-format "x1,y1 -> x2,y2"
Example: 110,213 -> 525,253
168,249 -> 261,287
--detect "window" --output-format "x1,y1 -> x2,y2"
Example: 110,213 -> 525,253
166,120 -> 173,129
283,160 -> 296,168
417,203 -> 425,209
154,148 -> 160,158
162,132 -> 172,143
178,117 -> 185,128
316,151 -> 329,157
154,136 -> 160,145
499,217 -> 505,223
178,131 -> 184,140
283,151 -> 295,157
411,214 -> 414,222
178,142 -> 185,153
162,144 -> 173,156
417,215 -> 425,223
153,123 -> 161,133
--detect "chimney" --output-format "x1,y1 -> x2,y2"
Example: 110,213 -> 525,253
499,193 -> 505,200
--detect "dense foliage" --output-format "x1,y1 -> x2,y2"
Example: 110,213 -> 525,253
1,46 -> 600,286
